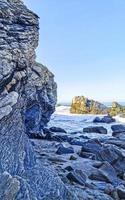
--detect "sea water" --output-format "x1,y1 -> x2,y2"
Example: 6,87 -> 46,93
48,105 -> 125,140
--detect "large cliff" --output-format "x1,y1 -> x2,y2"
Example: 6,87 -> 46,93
0,0 -> 57,133
0,0 -> 76,199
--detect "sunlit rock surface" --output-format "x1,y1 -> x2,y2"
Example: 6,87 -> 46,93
70,96 -> 108,114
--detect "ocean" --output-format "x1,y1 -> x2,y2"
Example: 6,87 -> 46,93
58,102 -> 125,107
48,105 -> 125,137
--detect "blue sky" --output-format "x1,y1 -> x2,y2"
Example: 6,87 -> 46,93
25,0 -> 125,103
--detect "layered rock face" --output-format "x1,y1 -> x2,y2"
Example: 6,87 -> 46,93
0,0 -> 57,132
70,96 -> 108,114
25,62 -> 57,133
0,1 -> 76,199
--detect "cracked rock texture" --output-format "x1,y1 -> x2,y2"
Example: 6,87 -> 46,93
0,0 -> 76,199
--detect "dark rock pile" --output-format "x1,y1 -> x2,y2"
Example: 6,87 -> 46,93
31,121 -> 125,200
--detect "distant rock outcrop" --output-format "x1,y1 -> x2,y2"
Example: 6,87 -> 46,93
0,1 -> 76,199
70,96 -> 125,116
70,96 -> 108,114
110,102 -> 125,116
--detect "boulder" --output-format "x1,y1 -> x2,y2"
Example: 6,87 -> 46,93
83,126 -> 107,134
70,96 -> 108,114
28,130 -> 46,139
69,139 -> 85,146
67,170 -> 87,186
98,162 -> 118,185
81,139 -> 103,154
50,126 -> 67,133
105,139 -> 125,149
89,162 -> 119,186
96,146 -> 125,175
93,116 -> 115,124
56,144 -> 74,155
111,124 -> 125,135
96,146 -> 120,164
53,135 -> 73,142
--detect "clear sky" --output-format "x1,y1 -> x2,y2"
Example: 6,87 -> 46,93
24,0 -> 125,103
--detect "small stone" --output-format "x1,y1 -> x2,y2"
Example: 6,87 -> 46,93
104,184 -> 114,195
69,155 -> 77,160
65,166 -> 74,172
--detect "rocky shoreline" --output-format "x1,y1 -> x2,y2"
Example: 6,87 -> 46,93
0,1 -> 125,200
31,116 -> 125,200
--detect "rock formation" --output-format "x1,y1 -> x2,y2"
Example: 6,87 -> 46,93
110,102 -> 125,116
0,0 -> 76,199
70,96 -> 108,114
70,96 -> 125,116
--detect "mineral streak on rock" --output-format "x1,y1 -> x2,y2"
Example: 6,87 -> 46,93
0,0 -> 76,199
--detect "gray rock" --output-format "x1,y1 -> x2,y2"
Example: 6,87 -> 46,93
105,138 -> 125,149
81,139 -> 103,154
93,116 -> 115,124
67,170 -> 87,186
69,139 -> 85,146
99,162 -> 118,185
117,185 -> 125,199
97,145 -> 125,176
56,144 -> 74,155
83,126 -> 107,134
111,124 -> 125,136
89,162 -> 118,185
50,126 -> 67,133
53,134 -> 73,142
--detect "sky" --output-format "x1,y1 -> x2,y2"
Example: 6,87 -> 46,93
24,0 -> 125,103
